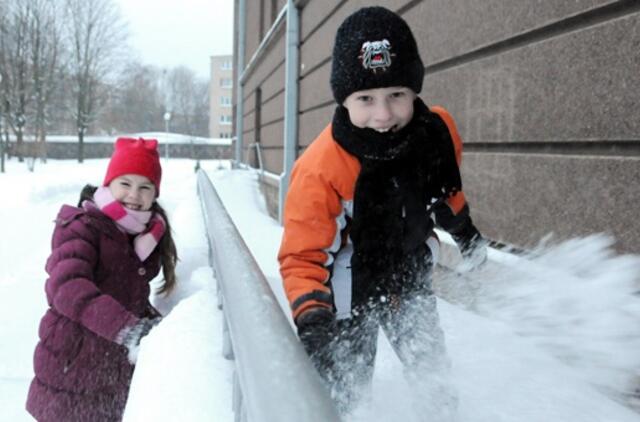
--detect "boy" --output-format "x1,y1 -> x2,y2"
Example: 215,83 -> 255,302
278,6 -> 487,417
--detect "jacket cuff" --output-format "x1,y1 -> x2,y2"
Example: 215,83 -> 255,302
291,290 -> 333,322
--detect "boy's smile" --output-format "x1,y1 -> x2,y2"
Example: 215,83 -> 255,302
342,86 -> 416,133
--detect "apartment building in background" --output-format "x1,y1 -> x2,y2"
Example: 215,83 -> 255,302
209,55 -> 234,139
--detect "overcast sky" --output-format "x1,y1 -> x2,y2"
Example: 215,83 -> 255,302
114,0 -> 234,80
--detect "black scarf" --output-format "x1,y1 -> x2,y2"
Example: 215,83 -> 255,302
331,98 -> 461,303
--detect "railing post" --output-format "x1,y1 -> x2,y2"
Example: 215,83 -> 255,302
280,0 -> 300,224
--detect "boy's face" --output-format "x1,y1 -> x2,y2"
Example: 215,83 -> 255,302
342,86 -> 416,132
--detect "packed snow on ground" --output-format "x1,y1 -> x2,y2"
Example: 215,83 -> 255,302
1,157 -> 639,422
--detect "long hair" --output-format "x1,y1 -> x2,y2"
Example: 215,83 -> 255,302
78,184 -> 178,294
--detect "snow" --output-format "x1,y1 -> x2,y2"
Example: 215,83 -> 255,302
1,156 -> 639,421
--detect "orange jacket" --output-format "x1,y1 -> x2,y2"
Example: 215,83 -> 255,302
278,106 -> 467,321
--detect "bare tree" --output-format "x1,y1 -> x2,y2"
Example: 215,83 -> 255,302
166,66 -> 210,137
167,66 -> 196,135
101,61 -> 164,134
0,0 -> 213,170
46,63 -> 76,136
65,0 -> 126,162
0,0 -> 67,169
0,1 -> 8,172
1,0 -> 33,162
192,79 -> 210,137
28,0 -> 64,163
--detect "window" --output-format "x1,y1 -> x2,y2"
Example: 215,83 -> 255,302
221,61 -> 233,70
220,96 -> 232,107
219,78 -> 233,88
219,132 -> 231,138
219,115 -> 232,125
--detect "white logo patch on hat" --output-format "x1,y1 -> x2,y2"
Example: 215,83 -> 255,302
359,39 -> 394,71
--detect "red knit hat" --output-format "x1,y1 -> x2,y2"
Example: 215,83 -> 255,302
103,137 -> 162,196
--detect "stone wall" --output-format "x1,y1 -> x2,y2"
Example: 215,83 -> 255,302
235,0 -> 640,253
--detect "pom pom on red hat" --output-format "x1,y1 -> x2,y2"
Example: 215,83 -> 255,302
103,137 -> 162,196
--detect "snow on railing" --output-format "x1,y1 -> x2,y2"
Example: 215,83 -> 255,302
196,170 -> 340,422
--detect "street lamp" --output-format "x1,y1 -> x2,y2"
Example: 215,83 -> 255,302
163,111 -> 171,161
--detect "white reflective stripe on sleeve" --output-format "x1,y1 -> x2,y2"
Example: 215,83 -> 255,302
323,205 -> 347,267
342,199 -> 353,218
332,241 -> 353,320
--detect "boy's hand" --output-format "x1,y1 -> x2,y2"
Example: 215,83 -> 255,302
452,224 -> 488,272
296,307 -> 336,374
458,238 -> 488,272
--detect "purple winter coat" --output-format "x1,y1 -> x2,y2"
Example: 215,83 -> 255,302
26,204 -> 162,422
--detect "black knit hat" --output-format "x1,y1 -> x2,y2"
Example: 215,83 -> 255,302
330,6 -> 424,104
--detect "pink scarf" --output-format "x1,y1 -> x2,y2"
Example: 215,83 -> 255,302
84,186 -> 166,261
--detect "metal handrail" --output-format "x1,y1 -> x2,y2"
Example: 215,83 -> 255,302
244,142 -> 264,176
196,169 -> 340,422
281,0 -> 299,225
239,5 -> 288,85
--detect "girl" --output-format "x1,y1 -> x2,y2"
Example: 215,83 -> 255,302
26,137 -> 178,422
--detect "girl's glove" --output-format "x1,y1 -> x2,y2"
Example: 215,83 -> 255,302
296,308 -> 336,376
118,317 -> 161,364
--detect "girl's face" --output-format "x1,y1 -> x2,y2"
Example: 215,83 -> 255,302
342,86 -> 416,132
108,174 -> 156,211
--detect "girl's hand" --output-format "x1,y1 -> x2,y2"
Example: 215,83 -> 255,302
118,317 -> 162,364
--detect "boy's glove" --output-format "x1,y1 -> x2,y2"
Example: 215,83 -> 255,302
118,317 -> 162,364
296,307 -> 336,376
451,223 -> 488,272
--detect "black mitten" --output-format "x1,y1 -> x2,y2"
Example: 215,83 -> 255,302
296,307 -> 336,376
451,223 -> 488,271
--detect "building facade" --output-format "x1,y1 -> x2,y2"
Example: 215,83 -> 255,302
233,0 -> 640,254
209,55 -> 234,139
